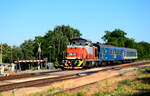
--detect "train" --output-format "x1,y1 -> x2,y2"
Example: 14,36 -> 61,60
62,37 -> 137,69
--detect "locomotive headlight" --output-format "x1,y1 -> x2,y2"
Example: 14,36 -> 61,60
62,60 -> 67,63
75,60 -> 78,63
64,60 -> 67,63
62,60 -> 64,63
76,60 -> 81,64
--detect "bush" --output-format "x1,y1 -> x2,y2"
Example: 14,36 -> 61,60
119,79 -> 131,86
76,91 -> 86,96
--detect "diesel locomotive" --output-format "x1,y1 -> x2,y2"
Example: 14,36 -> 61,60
62,37 -> 137,69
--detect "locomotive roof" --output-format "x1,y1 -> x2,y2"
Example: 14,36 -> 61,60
70,37 -> 92,43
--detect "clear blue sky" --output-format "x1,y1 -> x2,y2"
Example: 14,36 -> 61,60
0,0 -> 150,46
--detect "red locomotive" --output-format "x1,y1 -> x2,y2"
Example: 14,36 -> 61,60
61,37 -> 137,69
62,37 -> 99,69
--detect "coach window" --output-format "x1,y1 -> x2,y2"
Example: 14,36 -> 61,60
125,51 -> 127,56
116,50 -> 118,54
109,50 -> 111,54
113,50 -> 115,54
102,48 -> 105,54
117,50 -> 119,54
109,50 -> 112,54
120,50 -> 122,55
126,51 -> 128,56
121,50 -> 123,55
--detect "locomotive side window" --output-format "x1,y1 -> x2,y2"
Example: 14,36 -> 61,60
68,53 -> 77,56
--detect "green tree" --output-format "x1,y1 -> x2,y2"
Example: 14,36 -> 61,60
20,40 -> 35,60
0,43 -> 11,63
102,29 -> 127,47
12,45 -> 23,61
137,41 -> 150,59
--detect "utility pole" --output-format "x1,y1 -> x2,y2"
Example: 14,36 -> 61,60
0,42 -> 2,64
11,47 -> 12,63
49,46 -> 52,63
38,43 -> 41,70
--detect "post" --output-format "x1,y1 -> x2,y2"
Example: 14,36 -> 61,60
19,62 -> 21,72
11,63 -> 15,72
38,43 -> 41,70
0,42 -> 2,64
10,47 -> 13,63
29,63 -> 30,70
44,58 -> 48,69
0,64 -> 4,75
49,46 -> 52,63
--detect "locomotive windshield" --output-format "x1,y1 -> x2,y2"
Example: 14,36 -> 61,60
70,38 -> 91,46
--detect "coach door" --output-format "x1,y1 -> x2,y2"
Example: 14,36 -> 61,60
114,49 -> 117,60
102,47 -> 108,61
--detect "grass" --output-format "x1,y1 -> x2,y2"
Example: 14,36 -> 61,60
0,93 -> 2,96
90,68 -> 150,96
118,79 -> 131,86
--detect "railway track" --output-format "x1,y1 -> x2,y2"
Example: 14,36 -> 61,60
0,70 -> 61,81
0,60 -> 150,92
0,74 -> 80,92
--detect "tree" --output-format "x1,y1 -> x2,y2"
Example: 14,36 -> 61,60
137,41 -> 150,59
12,45 -> 23,61
0,43 -> 11,63
102,29 -> 127,47
20,40 -> 35,60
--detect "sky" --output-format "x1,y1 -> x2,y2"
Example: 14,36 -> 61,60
0,0 -> 150,46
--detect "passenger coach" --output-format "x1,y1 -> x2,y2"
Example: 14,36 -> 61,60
100,45 -> 137,62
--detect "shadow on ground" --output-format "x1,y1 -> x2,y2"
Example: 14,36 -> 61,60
131,89 -> 150,96
132,76 -> 150,96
